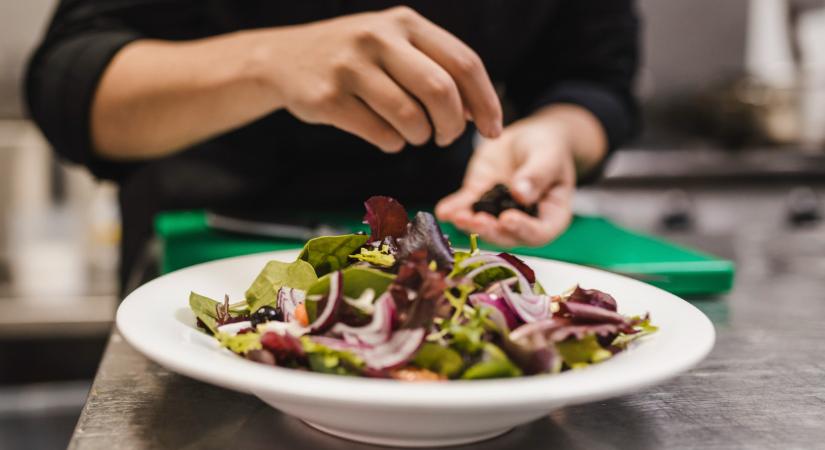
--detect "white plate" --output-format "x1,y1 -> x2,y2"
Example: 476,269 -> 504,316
117,250 -> 715,447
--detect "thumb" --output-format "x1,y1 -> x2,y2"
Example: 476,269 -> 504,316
510,150 -> 558,205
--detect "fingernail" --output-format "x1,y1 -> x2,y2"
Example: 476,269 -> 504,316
489,121 -> 503,138
514,179 -> 533,199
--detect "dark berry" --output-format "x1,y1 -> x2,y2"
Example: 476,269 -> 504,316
250,305 -> 283,327
471,183 -> 538,217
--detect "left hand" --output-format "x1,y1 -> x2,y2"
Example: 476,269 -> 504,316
435,113 -> 577,247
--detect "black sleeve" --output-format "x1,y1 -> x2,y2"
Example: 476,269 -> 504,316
25,1 -> 149,181
507,0 -> 641,153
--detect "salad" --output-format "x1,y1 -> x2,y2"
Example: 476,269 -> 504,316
189,196 -> 656,381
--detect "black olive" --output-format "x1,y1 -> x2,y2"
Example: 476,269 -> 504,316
250,305 -> 283,327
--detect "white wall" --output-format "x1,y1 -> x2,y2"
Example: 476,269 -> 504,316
0,0 -> 55,118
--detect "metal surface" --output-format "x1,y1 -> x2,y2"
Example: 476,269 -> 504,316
69,185 -> 825,450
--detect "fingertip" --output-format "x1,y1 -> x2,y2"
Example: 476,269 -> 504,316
434,203 -> 451,221
511,179 -> 538,205
380,139 -> 406,153
452,210 -> 473,229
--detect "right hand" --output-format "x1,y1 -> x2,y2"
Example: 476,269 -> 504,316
251,6 -> 503,152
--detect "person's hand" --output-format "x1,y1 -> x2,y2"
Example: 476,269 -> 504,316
251,6 -> 502,152
435,111 -> 580,247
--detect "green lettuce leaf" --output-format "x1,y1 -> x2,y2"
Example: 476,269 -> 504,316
189,291 -> 221,334
611,316 -> 659,349
301,337 -> 364,375
439,310 -> 489,355
305,266 -> 395,321
461,343 -> 522,379
556,334 -> 613,369
216,332 -> 262,355
245,259 -> 318,312
413,343 -> 464,378
298,234 -> 369,276
349,247 -> 396,268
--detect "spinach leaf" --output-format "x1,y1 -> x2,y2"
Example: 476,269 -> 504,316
461,343 -> 522,379
305,266 -> 395,321
245,260 -> 318,312
413,343 -> 464,378
298,234 -> 369,276
189,291 -> 221,334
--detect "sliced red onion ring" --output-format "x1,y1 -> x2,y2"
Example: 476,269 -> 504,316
359,328 -> 426,370
277,287 -> 306,323
343,288 -> 376,315
501,282 -> 551,323
310,327 -> 426,370
469,292 -> 519,330
331,293 -> 396,346
509,319 -> 561,342
217,321 -> 252,335
460,254 -> 532,295
310,335 -> 370,351
510,318 -> 623,343
505,319 -> 562,374
308,271 -> 343,333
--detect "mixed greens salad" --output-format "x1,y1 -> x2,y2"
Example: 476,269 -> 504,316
189,196 -> 656,381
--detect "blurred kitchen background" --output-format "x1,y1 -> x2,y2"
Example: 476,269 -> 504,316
1,0 -> 824,448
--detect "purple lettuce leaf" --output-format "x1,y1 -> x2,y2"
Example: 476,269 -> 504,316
567,286 -> 617,312
557,301 -> 629,326
363,196 -> 409,241
389,250 -> 448,329
396,212 -> 454,271
497,253 -> 536,284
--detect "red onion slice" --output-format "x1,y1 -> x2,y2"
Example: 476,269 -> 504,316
310,335 -> 370,351
217,321 -> 252,335
469,292 -> 519,330
309,327 -> 426,370
501,282 -> 551,323
460,254 -> 532,295
331,293 -> 396,346
359,328 -> 426,370
308,271 -> 343,333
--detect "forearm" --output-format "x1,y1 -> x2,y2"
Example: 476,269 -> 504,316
527,103 -> 608,177
91,30 -> 280,160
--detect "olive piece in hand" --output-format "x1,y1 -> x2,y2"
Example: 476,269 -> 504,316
472,184 -> 538,217
250,305 -> 283,327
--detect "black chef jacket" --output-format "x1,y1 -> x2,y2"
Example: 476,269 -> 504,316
26,0 -> 640,289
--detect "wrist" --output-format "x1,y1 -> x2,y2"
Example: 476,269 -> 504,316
526,104 -> 607,176
234,28 -> 287,110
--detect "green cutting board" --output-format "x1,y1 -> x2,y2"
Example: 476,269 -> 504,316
155,210 -> 734,296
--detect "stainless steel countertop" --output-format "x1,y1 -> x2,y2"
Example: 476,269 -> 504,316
69,185 -> 825,450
